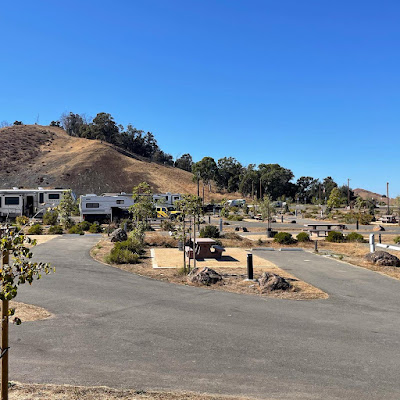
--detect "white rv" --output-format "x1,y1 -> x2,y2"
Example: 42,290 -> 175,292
79,192 -> 182,222
0,187 -> 73,220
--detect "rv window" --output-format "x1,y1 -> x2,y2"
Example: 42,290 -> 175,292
48,194 -> 60,200
5,197 -> 19,205
116,200 -> 124,204
39,193 -> 44,203
86,203 -> 100,208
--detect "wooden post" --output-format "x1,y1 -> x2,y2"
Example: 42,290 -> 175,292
193,215 -> 196,270
1,249 -> 9,400
183,217 -> 186,274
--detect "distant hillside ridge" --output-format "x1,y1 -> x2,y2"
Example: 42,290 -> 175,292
354,188 -> 394,204
0,125 -> 226,199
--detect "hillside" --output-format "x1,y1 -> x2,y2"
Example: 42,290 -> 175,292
0,125 -> 225,199
354,188 -> 393,204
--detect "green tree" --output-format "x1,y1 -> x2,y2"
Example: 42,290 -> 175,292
90,112 -> 120,144
192,157 -> 218,192
216,157 -> 243,192
327,187 -> 344,208
60,112 -> 86,136
259,163 -> 295,200
175,153 -> 193,172
296,176 -> 320,204
259,196 -> 275,230
57,191 -> 75,228
239,165 -> 259,197
322,176 -> 338,200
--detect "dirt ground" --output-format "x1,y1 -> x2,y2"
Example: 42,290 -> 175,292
9,301 -> 52,322
92,235 -> 327,300
9,382 -> 258,400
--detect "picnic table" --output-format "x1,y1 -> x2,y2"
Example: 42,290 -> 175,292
304,223 -> 346,238
185,238 -> 225,259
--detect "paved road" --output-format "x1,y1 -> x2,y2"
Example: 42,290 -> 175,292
10,235 -> 400,399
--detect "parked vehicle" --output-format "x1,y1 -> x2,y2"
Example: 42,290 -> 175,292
0,187 -> 73,220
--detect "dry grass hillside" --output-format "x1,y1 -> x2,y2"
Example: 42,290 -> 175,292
0,125 -> 228,199
354,188 -> 393,204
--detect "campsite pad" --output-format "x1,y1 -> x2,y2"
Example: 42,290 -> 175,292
152,247 -> 277,269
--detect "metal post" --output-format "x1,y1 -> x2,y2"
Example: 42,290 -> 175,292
356,220 -> 359,230
208,215 -> 211,224
369,234 -> 375,253
314,240 -> 318,252
1,250 -> 9,400
247,253 -> 253,280
387,182 -> 390,215
193,216 -> 196,270
378,234 -> 382,244
281,215 -> 283,223
183,217 -> 186,274
219,218 -> 223,233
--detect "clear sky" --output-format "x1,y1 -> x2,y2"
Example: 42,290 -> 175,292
1,1 -> 399,196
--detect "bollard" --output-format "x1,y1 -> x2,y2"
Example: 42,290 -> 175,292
219,218 -> 223,232
378,234 -> 381,244
314,240 -> 318,252
356,220 -> 359,230
369,234 -> 375,253
247,253 -> 253,280
208,215 -> 211,224
281,215 -> 284,223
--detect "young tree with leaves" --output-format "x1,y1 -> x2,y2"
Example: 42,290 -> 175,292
57,191 -> 75,228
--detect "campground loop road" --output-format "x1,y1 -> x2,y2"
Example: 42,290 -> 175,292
11,235 -> 400,400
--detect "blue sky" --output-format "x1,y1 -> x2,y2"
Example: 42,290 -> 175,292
1,1 -> 399,196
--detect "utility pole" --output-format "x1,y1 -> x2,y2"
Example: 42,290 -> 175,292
347,178 -> 351,208
259,179 -> 263,201
387,182 -> 390,215
1,248 -> 9,400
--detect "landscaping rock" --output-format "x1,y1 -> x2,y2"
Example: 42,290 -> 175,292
373,225 -> 385,232
258,272 -> 292,293
242,227 -> 248,232
365,251 -> 400,267
110,228 -> 128,242
187,267 -> 223,285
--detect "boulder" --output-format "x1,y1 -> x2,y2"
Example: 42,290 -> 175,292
365,251 -> 400,267
258,272 -> 292,293
110,228 -> 128,242
242,227 -> 248,232
373,225 -> 385,232
187,267 -> 223,285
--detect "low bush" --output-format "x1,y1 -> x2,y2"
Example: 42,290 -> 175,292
28,224 -> 43,235
43,211 -> 58,225
274,232 -> 297,245
16,216 -> 29,226
221,232 -> 242,240
346,232 -> 365,243
48,225 -> 63,234
160,220 -> 176,232
199,225 -> 220,238
88,223 -> 102,233
68,225 -> 84,235
113,239 -> 144,255
105,249 -> 140,264
227,215 -> 243,221
325,231 -> 345,243
119,219 -> 133,232
78,221 -> 91,231
145,234 -> 177,248
296,232 -> 310,242
394,236 -> 400,244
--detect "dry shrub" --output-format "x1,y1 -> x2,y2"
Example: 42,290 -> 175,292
145,234 -> 177,248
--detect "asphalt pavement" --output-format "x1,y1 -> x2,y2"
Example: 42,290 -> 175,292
10,235 -> 400,400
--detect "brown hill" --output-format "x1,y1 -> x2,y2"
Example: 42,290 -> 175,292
0,125 -> 225,199
354,188 -> 393,204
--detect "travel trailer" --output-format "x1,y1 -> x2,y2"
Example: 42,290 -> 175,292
80,192 -> 182,222
0,187 -> 73,220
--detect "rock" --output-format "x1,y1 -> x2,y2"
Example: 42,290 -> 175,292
258,272 -> 292,293
235,227 -> 240,231
365,251 -> 400,267
110,228 -> 128,242
373,225 -> 385,231
242,227 -> 248,232
187,267 -> 223,285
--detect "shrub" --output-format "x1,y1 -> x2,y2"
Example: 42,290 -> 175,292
105,249 -> 140,264
296,232 -> 310,242
16,216 -> 29,226
88,223 -> 102,233
119,219 -> 133,232
28,224 -> 43,235
43,211 -> 58,225
222,232 -> 241,240
48,225 -> 63,234
78,221 -> 91,231
68,225 -> 84,234
114,238 -> 144,255
274,232 -> 297,244
325,231 -> 345,243
394,236 -> 400,244
199,225 -> 220,238
346,232 -> 365,243
227,215 -> 243,221
160,220 -> 176,232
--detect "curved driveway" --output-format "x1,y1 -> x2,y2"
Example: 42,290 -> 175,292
11,235 -> 400,400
